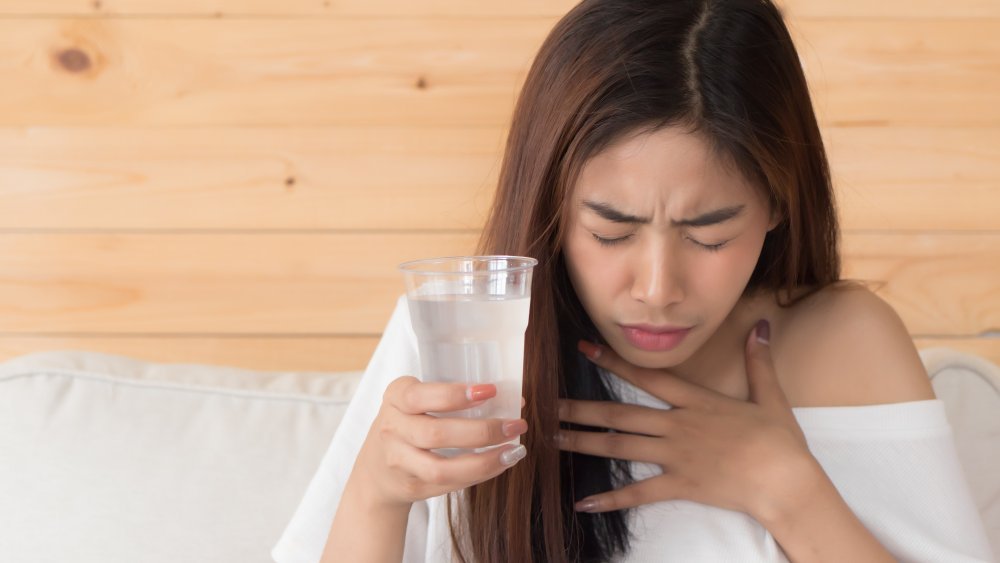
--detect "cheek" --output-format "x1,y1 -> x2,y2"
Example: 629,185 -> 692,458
563,231 -> 624,312
689,234 -> 766,297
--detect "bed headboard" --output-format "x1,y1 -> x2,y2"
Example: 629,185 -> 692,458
0,0 -> 996,372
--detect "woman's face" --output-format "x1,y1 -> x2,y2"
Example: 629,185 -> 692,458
562,126 -> 778,369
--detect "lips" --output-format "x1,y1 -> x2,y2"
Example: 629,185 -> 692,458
619,324 -> 692,352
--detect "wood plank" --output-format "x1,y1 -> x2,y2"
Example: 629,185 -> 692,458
825,127 -> 1000,231
0,18 -> 546,127
843,234 -> 1000,337
915,338 -> 1000,369
0,0 -> 579,17
0,232 -> 996,336
0,126 -> 503,230
0,0 -> 996,19
776,0 -> 1000,19
836,182 -> 999,232
790,20 -> 1000,127
1,19 -> 996,127
1,126 -> 996,231
0,335 -> 380,372
0,232 -> 479,334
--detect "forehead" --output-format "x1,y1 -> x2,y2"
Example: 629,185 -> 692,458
572,126 -> 757,205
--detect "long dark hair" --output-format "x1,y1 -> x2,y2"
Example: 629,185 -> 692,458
454,1 -> 840,561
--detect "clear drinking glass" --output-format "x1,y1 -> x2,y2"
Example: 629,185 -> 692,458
399,255 -> 536,457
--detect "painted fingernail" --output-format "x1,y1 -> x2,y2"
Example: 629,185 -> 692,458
755,319 -> 771,345
578,341 -> 602,360
500,444 -> 527,466
502,419 -> 528,438
466,384 -> 495,402
575,498 -> 599,512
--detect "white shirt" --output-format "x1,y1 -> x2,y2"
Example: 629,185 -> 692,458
272,296 -> 994,563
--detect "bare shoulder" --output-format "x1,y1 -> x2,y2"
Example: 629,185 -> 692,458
771,283 -> 936,407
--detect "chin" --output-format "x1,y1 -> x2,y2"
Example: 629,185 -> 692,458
610,343 -> 693,370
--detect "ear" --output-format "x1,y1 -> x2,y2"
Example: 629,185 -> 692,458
766,205 -> 784,232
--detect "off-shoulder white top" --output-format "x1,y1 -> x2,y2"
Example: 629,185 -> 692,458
272,297 -> 994,563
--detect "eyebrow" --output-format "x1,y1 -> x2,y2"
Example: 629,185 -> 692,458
581,200 -> 746,228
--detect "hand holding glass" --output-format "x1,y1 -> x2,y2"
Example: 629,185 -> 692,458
399,256 -> 536,457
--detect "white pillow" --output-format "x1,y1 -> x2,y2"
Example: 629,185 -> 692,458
1,348 -> 995,562
921,347 -> 1000,557
0,350 -> 363,563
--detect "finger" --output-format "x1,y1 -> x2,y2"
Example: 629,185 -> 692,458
558,399 -> 672,437
578,340 -> 720,409
385,376 -> 495,415
521,396 -> 526,409
744,319 -> 790,410
574,477 -> 679,513
402,414 -> 528,449
555,429 -> 666,465
402,442 -> 527,493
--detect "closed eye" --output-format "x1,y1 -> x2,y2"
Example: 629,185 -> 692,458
594,233 -> 730,252
689,237 -> 729,252
592,233 -> 632,247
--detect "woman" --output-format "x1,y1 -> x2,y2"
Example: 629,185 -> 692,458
273,0 -> 993,561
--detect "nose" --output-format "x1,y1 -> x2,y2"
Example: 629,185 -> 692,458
630,240 -> 685,308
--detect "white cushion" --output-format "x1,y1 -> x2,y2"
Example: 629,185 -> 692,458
0,350 -> 363,563
0,347 -> 995,562
920,347 -> 1000,556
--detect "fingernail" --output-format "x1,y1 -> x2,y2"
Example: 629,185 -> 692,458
575,498 -> 599,512
500,444 -> 527,466
755,319 -> 771,345
466,384 -> 495,402
553,431 -> 567,446
502,419 -> 528,438
557,400 -> 567,419
578,341 -> 602,360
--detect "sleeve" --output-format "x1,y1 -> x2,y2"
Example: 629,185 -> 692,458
271,295 -> 430,563
797,400 -> 995,562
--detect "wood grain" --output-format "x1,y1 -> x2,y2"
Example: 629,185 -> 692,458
1,19 -> 996,126
789,20 -> 1000,127
3,0 -> 581,17
1,126 -> 995,231
776,0 -> 1000,19
0,232 -> 478,334
0,0 -> 996,18
0,18 -> 546,127
0,126 -> 503,230
842,234 -> 1000,337
0,335 -> 380,372
0,0 -> 996,375
825,127 -> 1000,231
0,232 -> 995,336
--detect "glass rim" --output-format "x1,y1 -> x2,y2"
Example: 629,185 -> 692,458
398,255 -> 538,275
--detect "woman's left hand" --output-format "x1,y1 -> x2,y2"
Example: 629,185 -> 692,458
556,320 -> 826,523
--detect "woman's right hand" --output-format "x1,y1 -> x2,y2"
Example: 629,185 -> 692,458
351,375 -> 528,510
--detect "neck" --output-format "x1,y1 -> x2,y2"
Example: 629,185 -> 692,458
669,290 -> 777,396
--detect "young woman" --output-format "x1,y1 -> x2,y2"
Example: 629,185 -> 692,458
273,1 -> 993,561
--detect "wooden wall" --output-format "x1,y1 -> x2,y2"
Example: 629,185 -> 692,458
0,0 -> 997,372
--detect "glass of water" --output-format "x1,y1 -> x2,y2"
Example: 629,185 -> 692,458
399,255 -> 536,457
